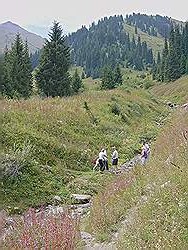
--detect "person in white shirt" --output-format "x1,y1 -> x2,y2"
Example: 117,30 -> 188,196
112,146 -> 119,169
98,148 -> 106,171
103,148 -> 109,170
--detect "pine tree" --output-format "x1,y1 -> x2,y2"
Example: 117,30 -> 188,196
21,41 -> 33,97
135,26 -> 138,34
36,21 -> 71,97
2,34 -> 32,98
159,38 -> 168,81
81,71 -> 85,79
166,27 -> 181,81
101,66 -> 115,89
157,52 -> 161,64
72,69 -> 82,93
113,65 -> 123,86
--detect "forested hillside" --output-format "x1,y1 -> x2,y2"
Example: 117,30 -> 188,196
68,15 -> 158,78
125,13 -> 177,37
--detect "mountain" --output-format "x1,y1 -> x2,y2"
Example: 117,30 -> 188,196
0,21 -> 45,54
68,14 -> 184,78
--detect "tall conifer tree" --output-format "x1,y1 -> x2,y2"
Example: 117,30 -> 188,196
2,34 -> 32,98
36,22 -> 71,97
72,69 -> 82,93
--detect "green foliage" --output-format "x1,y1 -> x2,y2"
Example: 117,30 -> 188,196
1,35 -> 32,98
101,65 -> 123,90
101,66 -> 116,89
113,65 -> 123,86
111,103 -> 121,116
68,15 -> 154,78
36,22 -> 71,97
0,56 -> 3,93
0,141 -> 33,178
72,68 -> 83,94
154,23 -> 188,82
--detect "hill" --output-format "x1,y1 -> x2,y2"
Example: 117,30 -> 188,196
125,13 -> 184,38
68,14 -> 184,78
151,76 -> 188,103
1,74 -> 188,213
0,21 -> 45,54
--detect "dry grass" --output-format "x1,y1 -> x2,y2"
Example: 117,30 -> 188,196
151,75 -> 188,103
88,108 -> 188,247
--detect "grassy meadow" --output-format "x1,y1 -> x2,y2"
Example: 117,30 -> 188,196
1,75 -> 169,213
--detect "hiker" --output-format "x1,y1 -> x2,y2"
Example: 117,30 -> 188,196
111,146 -> 119,170
98,148 -> 106,171
140,142 -> 150,165
103,148 -> 109,170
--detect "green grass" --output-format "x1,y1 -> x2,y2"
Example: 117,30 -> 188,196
151,75 -> 188,103
0,83 -> 168,212
88,108 -> 188,247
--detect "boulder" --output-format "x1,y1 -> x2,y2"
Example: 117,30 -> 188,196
53,195 -> 62,204
71,194 -> 91,204
181,103 -> 188,111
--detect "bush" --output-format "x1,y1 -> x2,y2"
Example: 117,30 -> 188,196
0,142 -> 33,178
111,103 -> 121,116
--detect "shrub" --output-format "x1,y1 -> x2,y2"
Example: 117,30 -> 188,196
111,103 -> 121,116
0,142 -> 33,178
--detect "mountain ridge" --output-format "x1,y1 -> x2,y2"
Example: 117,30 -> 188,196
0,21 -> 45,54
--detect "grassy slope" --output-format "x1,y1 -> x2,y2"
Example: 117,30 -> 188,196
87,80 -> 188,246
124,23 -> 164,57
151,75 -> 188,103
1,82 -> 168,213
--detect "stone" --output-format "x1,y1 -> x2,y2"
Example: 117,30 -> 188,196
71,194 -> 91,204
53,195 -> 62,203
181,103 -> 188,111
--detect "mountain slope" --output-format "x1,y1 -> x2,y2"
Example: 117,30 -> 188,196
124,23 -> 164,57
68,14 -> 184,78
0,21 -> 45,54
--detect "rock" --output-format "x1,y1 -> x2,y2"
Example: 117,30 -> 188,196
53,195 -> 62,203
181,103 -> 188,111
71,194 -> 91,204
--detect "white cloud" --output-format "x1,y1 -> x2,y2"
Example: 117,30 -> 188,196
0,0 -> 187,33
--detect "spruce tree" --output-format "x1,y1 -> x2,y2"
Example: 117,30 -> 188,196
160,38 -> 168,81
101,66 -> 115,89
113,65 -> 123,86
72,69 -> 82,93
2,34 -> 32,98
36,21 -> 71,97
167,27 -> 181,81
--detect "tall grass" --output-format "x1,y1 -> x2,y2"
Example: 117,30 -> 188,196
88,109 -> 188,247
1,208 -> 80,249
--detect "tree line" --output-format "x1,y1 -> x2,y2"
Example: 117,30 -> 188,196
125,13 -> 174,38
153,23 -> 188,82
0,22 -> 83,98
68,15 -> 154,78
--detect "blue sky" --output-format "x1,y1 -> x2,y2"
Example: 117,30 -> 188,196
0,0 -> 187,37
